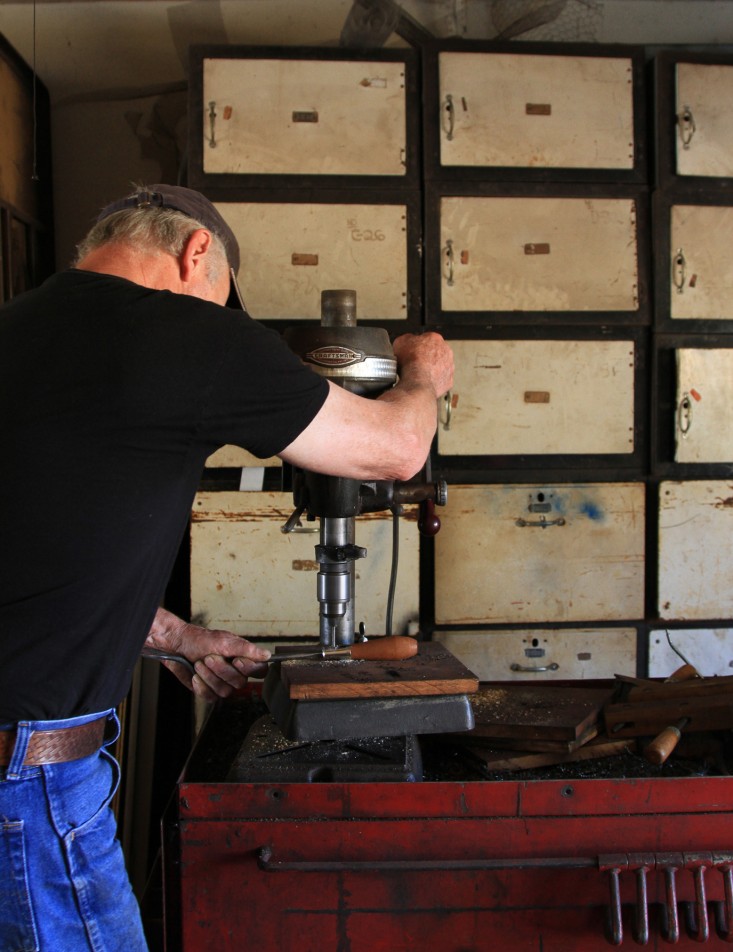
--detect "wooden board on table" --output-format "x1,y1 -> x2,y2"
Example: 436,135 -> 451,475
281,642 -> 478,701
464,684 -> 615,742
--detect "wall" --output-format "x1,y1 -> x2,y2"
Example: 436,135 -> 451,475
0,0 -> 732,266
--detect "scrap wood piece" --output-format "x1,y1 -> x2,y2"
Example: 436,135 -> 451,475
464,683 -> 614,742
463,736 -> 635,773
625,673 -> 733,704
283,642 -> 478,700
455,723 -> 599,754
604,692 -> 733,737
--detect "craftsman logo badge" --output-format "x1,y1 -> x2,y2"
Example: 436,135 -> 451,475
305,346 -> 366,368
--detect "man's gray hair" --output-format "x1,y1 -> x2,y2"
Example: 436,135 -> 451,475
74,205 -> 228,280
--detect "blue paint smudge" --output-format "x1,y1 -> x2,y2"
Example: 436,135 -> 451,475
579,500 -> 603,521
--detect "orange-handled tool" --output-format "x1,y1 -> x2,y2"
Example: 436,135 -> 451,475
272,635 -> 418,662
141,636 -> 418,672
643,663 -> 699,765
644,717 -> 690,766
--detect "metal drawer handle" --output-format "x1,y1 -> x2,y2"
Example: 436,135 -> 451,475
515,516 -> 566,528
658,853 -> 683,944
440,391 -> 453,431
678,104 -> 696,149
258,848 -> 733,945
673,248 -> 686,294
600,851 -> 733,946
510,662 -> 559,673
442,93 -> 455,141
443,239 -> 455,286
677,393 -> 693,438
686,853 -> 711,943
258,846 -> 595,874
207,101 -> 217,148
714,857 -> 733,943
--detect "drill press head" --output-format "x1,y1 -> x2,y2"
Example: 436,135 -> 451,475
284,291 -> 397,648
264,291 -> 469,744
283,290 -> 447,649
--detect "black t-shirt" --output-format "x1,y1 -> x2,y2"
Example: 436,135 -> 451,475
0,270 -> 329,720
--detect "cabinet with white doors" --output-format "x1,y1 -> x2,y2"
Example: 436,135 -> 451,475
422,41 -> 646,184
653,191 -> 733,331
210,190 -> 421,325
657,480 -> 733,622
181,42 -> 733,682
188,45 -> 420,189
189,492 -> 419,642
433,628 -> 638,682
653,336 -> 733,476
433,482 -> 645,627
648,627 -> 733,679
425,184 -> 648,325
434,332 -> 645,473
655,51 -> 733,188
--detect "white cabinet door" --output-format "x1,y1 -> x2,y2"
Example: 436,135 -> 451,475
675,349 -> 733,463
205,446 -> 280,469
434,628 -> 637,681
648,628 -> 733,678
658,480 -> 733,620
440,195 -> 639,312
190,492 -> 418,638
438,51 -> 635,171
217,201 -> 408,321
435,483 -> 645,625
202,57 -> 407,177
438,339 -> 635,456
670,204 -> 733,321
675,62 -> 733,178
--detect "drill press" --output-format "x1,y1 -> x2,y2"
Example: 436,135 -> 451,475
258,290 -> 476,746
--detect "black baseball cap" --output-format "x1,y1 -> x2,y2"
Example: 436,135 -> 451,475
96,184 -> 246,310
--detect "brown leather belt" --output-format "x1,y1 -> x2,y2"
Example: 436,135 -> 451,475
0,718 -> 106,767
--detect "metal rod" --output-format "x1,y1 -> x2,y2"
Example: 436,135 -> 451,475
257,847 -> 597,873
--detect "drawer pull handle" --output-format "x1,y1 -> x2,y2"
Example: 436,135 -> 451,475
258,846 -> 594,873
677,393 -> 693,438
258,847 -> 733,945
442,93 -> 455,141
510,662 -> 559,673
657,853 -> 685,944
207,101 -> 217,148
440,391 -> 453,431
685,854 -> 711,943
678,104 -> 696,149
515,516 -> 566,528
673,248 -> 686,294
443,239 -> 455,287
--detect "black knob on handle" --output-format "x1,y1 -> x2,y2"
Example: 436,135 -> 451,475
418,498 -> 441,536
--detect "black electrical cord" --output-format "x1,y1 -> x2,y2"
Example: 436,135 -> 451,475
384,506 -> 401,636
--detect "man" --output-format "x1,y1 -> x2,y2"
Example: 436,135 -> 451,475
0,183 -> 453,949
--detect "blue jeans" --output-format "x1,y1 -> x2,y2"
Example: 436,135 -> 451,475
0,711 -> 148,952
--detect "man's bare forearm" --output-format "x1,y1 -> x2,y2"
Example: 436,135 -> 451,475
278,332 -> 454,482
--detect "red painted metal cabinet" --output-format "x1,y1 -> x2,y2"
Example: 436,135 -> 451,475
163,706 -> 733,951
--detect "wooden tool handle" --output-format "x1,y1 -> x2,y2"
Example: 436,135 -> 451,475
350,636 -> 418,661
644,717 -> 690,766
665,663 -> 700,683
